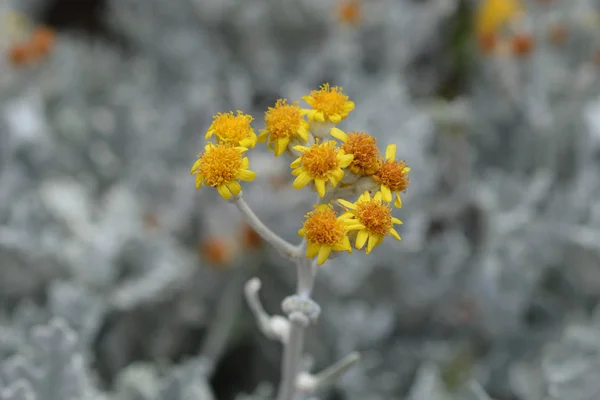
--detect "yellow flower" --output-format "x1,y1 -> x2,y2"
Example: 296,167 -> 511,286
373,144 -> 410,208
259,99 -> 310,156
290,141 -> 354,198
330,128 -> 381,175
298,204 -> 352,265
338,191 -> 402,254
190,143 -> 257,200
475,0 -> 523,38
302,83 -> 355,124
206,111 -> 257,148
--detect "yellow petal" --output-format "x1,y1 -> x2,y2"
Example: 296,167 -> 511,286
240,138 -> 253,148
385,144 -> 396,161
359,191 -> 370,202
373,191 -> 383,202
389,228 -> 401,241
402,167 -> 411,173
293,172 -> 313,189
338,154 -> 354,168
329,114 -> 342,124
317,246 -> 332,265
298,228 -> 306,237
241,157 -> 249,169
380,185 -> 392,202
217,184 -> 232,200
392,217 -> 403,225
291,168 -> 303,176
275,137 -> 290,156
290,158 -> 302,169
343,101 -> 355,112
190,159 -> 201,174
195,173 -> 204,189
297,124 -> 309,142
238,169 -> 257,181
366,234 -> 381,254
356,230 -> 369,249
315,204 -> 331,212
314,111 -> 325,123
292,145 -> 309,152
346,223 -> 366,231
205,129 -> 214,140
394,194 -> 403,208
258,130 -> 269,142
314,178 -> 326,198
338,199 -> 356,210
331,168 -> 344,182
306,242 -> 320,258
227,181 -> 242,195
330,127 -> 348,142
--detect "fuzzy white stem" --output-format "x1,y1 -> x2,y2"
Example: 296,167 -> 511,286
233,195 -> 300,259
244,278 -> 290,342
276,256 -> 317,400
297,352 -> 361,393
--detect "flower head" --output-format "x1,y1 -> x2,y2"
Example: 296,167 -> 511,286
290,141 -> 354,197
259,99 -> 310,156
190,143 -> 257,200
298,204 -> 352,265
373,144 -> 410,208
338,191 -> 402,254
330,128 -> 381,175
475,0 -> 523,39
206,111 -> 257,148
302,83 -> 355,124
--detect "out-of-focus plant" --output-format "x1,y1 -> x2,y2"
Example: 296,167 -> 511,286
190,83 -> 411,399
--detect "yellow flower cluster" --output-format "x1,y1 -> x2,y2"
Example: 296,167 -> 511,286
191,83 -> 411,265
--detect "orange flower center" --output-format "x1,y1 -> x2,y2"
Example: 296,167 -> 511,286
198,145 -> 243,186
374,160 -> 410,192
341,132 -> 380,175
302,208 -> 346,246
265,99 -> 303,139
211,112 -> 253,143
355,200 -> 393,236
305,84 -> 349,117
301,142 -> 339,178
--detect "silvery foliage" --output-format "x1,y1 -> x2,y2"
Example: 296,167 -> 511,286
1,0 -> 600,398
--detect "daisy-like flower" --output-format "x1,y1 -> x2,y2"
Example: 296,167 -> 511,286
190,143 -> 257,200
205,111 -> 257,148
298,204 -> 352,265
338,191 -> 402,254
373,144 -> 410,208
259,99 -> 310,156
302,83 -> 355,124
290,141 -> 354,198
330,128 -> 381,176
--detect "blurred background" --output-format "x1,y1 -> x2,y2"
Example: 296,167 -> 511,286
2,0 -> 600,399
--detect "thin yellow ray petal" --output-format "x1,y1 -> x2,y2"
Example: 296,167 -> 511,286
338,199 -> 356,210
374,191 -> 383,202
317,246 -> 332,265
330,127 -> 348,142
190,159 -> 201,174
392,217 -> 403,225
380,185 -> 392,202
290,158 -> 302,169
195,173 -> 204,189
366,234 -> 381,254
293,172 -> 313,189
389,228 -> 401,241
306,242 -> 320,258
238,170 -> 257,181
394,194 -> 403,208
356,230 -> 369,249
217,184 -> 232,200
227,181 -> 242,195
241,157 -> 249,169
314,178 -> 326,198
385,144 -> 397,161
329,114 -> 342,124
